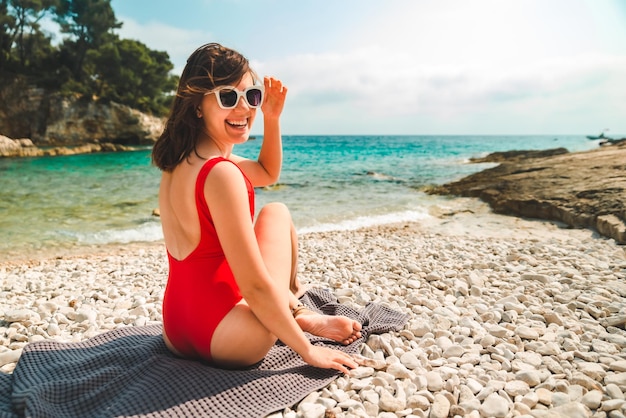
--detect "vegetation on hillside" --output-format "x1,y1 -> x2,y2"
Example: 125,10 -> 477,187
0,0 -> 178,115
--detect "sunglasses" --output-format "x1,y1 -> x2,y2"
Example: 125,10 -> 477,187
204,85 -> 264,109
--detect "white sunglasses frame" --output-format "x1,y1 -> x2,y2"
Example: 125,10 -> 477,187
204,85 -> 265,109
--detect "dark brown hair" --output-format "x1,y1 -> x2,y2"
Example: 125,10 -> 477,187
152,43 -> 255,171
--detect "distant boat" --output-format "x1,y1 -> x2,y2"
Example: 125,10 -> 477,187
587,129 -> 612,140
586,132 -> 606,140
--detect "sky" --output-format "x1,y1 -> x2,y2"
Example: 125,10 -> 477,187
109,0 -> 626,136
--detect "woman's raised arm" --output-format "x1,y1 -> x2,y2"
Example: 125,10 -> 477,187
232,76 -> 287,187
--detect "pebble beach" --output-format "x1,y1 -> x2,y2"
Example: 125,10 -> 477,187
2,198 -> 626,418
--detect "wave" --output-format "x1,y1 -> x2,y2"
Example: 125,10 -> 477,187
297,209 -> 432,234
68,222 -> 164,245
59,210 -> 432,245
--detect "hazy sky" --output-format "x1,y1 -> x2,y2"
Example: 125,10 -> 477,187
109,0 -> 626,136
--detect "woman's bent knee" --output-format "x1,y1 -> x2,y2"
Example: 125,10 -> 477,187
258,202 -> 290,217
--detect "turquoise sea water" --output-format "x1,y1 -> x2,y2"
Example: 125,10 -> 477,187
0,135 -> 602,260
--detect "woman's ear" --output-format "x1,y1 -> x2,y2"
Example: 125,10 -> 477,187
196,107 -> 202,118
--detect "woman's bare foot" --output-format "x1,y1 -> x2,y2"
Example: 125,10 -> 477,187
295,311 -> 362,345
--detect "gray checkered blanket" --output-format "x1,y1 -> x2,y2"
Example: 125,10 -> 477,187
1,288 -> 408,418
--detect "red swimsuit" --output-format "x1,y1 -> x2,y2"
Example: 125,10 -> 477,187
162,157 -> 254,361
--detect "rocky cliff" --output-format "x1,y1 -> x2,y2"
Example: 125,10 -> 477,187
0,78 -> 164,153
428,141 -> 626,244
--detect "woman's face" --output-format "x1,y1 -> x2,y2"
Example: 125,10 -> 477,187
200,72 -> 257,147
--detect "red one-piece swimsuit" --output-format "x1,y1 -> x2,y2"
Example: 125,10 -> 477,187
162,157 -> 254,361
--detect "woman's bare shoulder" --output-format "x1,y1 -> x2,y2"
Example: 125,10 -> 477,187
204,158 -> 246,184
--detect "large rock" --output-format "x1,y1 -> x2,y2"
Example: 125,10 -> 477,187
428,143 -> 626,244
44,96 -> 164,146
0,78 -> 164,147
0,134 -> 133,158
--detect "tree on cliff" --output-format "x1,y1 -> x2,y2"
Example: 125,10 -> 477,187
0,0 -> 58,73
0,0 -> 177,116
55,0 -> 121,83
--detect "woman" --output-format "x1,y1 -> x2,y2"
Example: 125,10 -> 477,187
152,43 -> 361,374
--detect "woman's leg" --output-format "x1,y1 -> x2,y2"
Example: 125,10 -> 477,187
210,203 -> 295,368
210,203 -> 361,368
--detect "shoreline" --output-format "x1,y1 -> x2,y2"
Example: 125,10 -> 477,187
2,198 -> 626,416
0,195 -> 605,267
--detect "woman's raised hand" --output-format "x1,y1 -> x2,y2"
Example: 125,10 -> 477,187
261,76 -> 287,119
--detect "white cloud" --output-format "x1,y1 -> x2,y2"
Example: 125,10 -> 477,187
111,0 -> 626,135
114,16 -> 213,75
256,44 -> 626,134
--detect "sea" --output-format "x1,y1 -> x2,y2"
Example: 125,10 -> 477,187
0,135 -> 605,261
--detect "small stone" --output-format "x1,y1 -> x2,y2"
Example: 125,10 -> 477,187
516,326 -> 540,340
411,322 -> 432,337
46,323 -> 61,336
520,391 -> 539,408
536,388 -> 553,406
426,371 -> 443,392
315,397 -> 337,409
513,401 -> 531,415
605,373 -> 626,387
479,393 -> 510,418
360,389 -> 379,404
601,399 -> 626,411
0,349 -> 22,367
442,344 -> 464,358
529,402 -> 592,418
379,388 -> 406,412
337,399 -> 363,410
466,378 -> 484,395
577,362 -> 607,381
552,392 -> 570,407
429,393 -> 451,418
504,380 -> 530,397
479,334 -> 496,348
515,370 -> 543,387
543,311 -> 564,326
4,309 -> 39,323
486,324 -> 510,338
536,342 -> 561,356
75,308 -> 97,324
521,273 -> 552,284
407,394 -> 430,410
609,361 -> 626,372
356,356 -> 387,370
605,383 -> 624,400
297,402 -> 325,418
387,362 -> 412,379
581,390 -> 603,409
399,352 -> 421,369
350,366 -> 375,379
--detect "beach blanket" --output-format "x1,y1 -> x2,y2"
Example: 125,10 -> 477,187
1,288 -> 408,418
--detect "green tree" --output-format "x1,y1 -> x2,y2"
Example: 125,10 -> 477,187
54,0 -> 120,81
0,1 -> 16,68
2,0 -> 58,72
1,0 -> 175,116
87,38 -> 177,114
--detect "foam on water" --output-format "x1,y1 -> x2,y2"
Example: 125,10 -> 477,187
71,222 -> 164,245
297,209 -> 432,234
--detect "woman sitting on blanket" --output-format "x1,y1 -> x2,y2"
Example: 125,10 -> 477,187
152,43 -> 361,373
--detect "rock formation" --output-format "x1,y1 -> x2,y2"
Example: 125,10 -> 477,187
0,135 -> 133,157
428,142 -> 626,244
0,79 -> 164,149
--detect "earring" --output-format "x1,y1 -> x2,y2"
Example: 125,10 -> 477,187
196,107 -> 202,118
